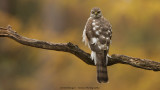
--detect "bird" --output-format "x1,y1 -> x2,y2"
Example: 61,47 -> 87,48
82,7 -> 112,83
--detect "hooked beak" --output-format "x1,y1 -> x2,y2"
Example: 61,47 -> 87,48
94,12 -> 98,15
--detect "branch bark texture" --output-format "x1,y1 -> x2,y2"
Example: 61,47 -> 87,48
0,26 -> 160,71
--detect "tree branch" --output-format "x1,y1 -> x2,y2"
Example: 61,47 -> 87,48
0,25 -> 160,71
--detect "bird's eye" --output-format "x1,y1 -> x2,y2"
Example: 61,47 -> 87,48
97,11 -> 100,13
92,11 -> 94,14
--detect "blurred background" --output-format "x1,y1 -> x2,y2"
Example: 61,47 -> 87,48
0,0 -> 160,90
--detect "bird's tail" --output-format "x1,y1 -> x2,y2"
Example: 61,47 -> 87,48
96,50 -> 108,83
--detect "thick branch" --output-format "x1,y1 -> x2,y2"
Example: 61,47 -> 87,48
0,26 -> 160,71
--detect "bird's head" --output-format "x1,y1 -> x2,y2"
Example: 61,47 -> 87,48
90,7 -> 102,19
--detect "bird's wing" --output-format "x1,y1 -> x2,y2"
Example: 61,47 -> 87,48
82,18 -> 92,46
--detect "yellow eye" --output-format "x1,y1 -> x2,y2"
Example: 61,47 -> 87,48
92,11 -> 94,14
97,11 -> 100,13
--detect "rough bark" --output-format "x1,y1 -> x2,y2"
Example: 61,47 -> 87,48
0,25 -> 160,71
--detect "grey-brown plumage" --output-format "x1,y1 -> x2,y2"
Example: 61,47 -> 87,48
82,7 -> 112,83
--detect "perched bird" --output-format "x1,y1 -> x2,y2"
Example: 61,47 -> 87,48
82,7 -> 112,83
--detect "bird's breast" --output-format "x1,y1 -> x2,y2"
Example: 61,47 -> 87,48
92,19 -> 102,36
